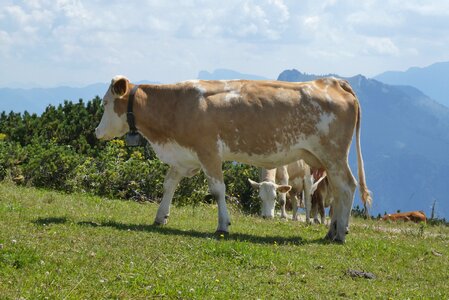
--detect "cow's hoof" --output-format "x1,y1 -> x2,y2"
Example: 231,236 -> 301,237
324,231 -> 334,241
324,233 -> 345,244
153,219 -> 168,226
215,230 -> 229,237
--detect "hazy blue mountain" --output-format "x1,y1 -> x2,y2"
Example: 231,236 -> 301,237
0,83 -> 108,115
0,80 -> 156,115
374,61 -> 449,108
198,69 -> 270,80
278,69 -> 449,219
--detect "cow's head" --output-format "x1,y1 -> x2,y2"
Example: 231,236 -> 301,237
95,75 -> 130,140
248,178 -> 291,218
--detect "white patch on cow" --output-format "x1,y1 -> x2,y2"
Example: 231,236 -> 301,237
216,138 -> 226,157
95,88 -> 128,140
316,112 -> 336,135
303,85 -> 313,97
225,90 -> 240,102
204,176 -> 230,232
150,141 -> 200,170
184,80 -> 206,95
310,100 -> 323,112
324,85 -> 333,102
223,81 -> 231,91
112,74 -> 127,83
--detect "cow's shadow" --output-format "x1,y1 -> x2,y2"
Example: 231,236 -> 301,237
34,216 -> 331,246
78,220 -> 333,245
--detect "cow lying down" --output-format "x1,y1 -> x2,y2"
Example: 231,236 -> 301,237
382,211 -> 427,223
95,75 -> 372,243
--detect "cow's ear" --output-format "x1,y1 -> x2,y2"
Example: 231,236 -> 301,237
248,178 -> 261,190
111,76 -> 129,97
276,185 -> 291,193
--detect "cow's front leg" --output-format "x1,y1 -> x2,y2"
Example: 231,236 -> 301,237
278,193 -> 288,219
277,166 -> 289,219
154,166 -> 185,225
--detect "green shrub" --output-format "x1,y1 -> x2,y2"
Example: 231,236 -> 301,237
21,140 -> 82,191
0,141 -> 26,181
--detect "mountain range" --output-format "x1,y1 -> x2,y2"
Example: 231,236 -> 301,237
374,61 -> 449,108
1,66 -> 448,218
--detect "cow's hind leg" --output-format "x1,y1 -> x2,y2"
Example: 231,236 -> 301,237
325,163 -> 356,243
199,153 -> 231,234
319,197 -> 326,224
311,194 -> 320,224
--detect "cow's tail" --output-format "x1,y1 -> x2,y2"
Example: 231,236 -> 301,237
340,80 -> 372,217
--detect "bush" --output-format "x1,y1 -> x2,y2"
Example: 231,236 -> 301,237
69,140 -> 167,201
21,140 -> 82,191
0,140 -> 26,181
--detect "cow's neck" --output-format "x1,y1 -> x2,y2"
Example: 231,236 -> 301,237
132,86 -> 171,145
260,168 -> 276,183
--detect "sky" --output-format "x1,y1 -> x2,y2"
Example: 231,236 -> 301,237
1,0 -> 449,87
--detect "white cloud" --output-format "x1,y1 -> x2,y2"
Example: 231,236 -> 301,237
0,0 -> 449,86
363,37 -> 400,56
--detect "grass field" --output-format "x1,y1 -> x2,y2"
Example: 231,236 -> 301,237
1,181 -> 448,299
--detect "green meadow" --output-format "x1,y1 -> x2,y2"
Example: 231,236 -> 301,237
1,181 -> 448,299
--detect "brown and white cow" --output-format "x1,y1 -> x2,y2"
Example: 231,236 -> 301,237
382,211 -> 427,223
249,160 -> 326,222
95,75 -> 372,242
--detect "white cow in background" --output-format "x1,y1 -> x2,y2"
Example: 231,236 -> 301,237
248,168 -> 292,218
249,160 -> 326,223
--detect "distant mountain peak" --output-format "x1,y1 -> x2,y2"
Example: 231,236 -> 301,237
277,69 -> 340,82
